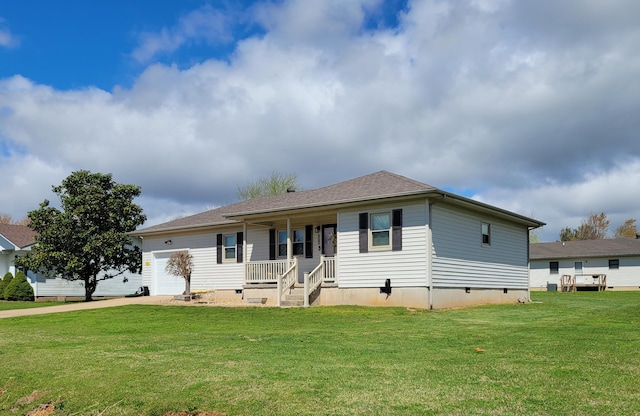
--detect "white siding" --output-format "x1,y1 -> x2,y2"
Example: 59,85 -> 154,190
431,204 -> 529,289
141,226 -> 279,294
530,256 -> 640,289
337,202 -> 428,288
30,272 -> 143,297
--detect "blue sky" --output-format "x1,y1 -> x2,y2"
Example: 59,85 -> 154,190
1,0 -> 639,241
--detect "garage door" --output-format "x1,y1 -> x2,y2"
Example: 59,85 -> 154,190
153,253 -> 186,295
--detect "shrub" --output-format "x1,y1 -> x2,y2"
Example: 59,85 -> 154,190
4,271 -> 34,301
0,272 -> 13,300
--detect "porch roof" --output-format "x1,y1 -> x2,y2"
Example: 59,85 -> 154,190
132,170 -> 544,236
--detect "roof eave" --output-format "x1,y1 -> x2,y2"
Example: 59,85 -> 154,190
130,219 -> 238,237
437,191 -> 546,228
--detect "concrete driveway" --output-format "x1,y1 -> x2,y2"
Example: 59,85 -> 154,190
0,296 -> 173,319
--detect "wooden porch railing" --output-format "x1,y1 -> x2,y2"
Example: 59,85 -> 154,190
560,274 -> 607,292
277,257 -> 298,307
303,256 -> 335,307
245,259 -> 290,283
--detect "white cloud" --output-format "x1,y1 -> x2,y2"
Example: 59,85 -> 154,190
131,5 -> 234,63
0,0 -> 639,236
0,18 -> 18,48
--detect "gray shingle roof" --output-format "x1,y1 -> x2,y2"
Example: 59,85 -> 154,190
133,170 -> 543,235
0,224 -> 38,249
530,239 -> 640,260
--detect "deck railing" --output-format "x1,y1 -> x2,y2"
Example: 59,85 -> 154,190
277,257 -> 298,306
560,274 -> 607,292
303,256 -> 335,307
245,259 -> 290,283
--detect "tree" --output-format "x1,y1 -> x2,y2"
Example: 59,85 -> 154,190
0,213 -> 30,225
560,212 -> 609,241
237,171 -> 299,201
559,226 -> 578,242
4,271 -> 34,301
614,219 -> 638,239
0,272 -> 13,300
165,251 -> 193,295
15,171 -> 146,301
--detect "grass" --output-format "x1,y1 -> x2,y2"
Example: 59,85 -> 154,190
0,300 -> 62,311
0,292 -> 639,415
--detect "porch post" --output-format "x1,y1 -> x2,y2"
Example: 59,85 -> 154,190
304,272 -> 309,307
243,222 -> 247,282
286,217 -> 292,262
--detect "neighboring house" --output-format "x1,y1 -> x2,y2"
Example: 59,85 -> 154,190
132,171 -> 544,309
0,223 -> 142,298
0,223 -> 38,277
530,239 -> 640,291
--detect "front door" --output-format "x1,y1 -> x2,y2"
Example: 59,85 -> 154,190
322,224 -> 337,257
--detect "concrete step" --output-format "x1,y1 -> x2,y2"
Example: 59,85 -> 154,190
280,299 -> 304,307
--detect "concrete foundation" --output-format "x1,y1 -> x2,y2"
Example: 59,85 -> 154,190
317,286 -> 430,308
430,287 -> 529,310
238,285 -> 529,309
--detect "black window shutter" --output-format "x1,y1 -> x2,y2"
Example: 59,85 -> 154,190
269,229 -> 276,260
392,209 -> 403,251
359,213 -> 368,253
236,232 -> 243,263
216,234 -> 223,264
305,225 -> 313,258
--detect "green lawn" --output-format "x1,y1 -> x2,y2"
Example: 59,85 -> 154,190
1,292 -> 639,415
0,300 -> 62,311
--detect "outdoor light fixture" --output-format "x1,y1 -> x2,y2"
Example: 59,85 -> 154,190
164,240 -> 172,245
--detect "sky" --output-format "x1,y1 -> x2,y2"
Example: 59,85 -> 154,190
0,0 -> 639,242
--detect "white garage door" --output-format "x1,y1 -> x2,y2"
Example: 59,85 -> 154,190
153,253 -> 186,295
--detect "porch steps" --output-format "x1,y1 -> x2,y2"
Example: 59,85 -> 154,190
280,287 -> 305,307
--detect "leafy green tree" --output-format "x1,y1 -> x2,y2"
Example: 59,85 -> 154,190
614,219 -> 638,239
0,272 -> 13,300
15,171 -> 146,301
4,271 -> 34,301
237,171 -> 299,200
165,251 -> 194,295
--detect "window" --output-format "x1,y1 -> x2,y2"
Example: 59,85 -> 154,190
292,230 -> 304,255
609,259 -> 619,269
481,222 -> 491,245
550,261 -> 559,274
278,229 -> 305,257
217,232 -> 242,264
370,212 -> 391,249
223,234 -> 236,262
359,210 -> 402,253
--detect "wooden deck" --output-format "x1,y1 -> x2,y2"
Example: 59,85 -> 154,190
560,274 -> 607,292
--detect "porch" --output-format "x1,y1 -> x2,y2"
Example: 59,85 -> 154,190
244,256 -> 336,306
560,274 -> 607,292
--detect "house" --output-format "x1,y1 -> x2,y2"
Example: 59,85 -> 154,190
131,171 -> 544,309
530,239 -> 640,291
0,223 -> 143,298
0,223 -> 38,277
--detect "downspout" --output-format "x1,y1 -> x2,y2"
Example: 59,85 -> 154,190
527,227 -> 532,302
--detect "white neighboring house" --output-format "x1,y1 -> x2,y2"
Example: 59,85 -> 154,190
0,223 -> 143,298
132,171 -> 545,309
530,239 -> 640,291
